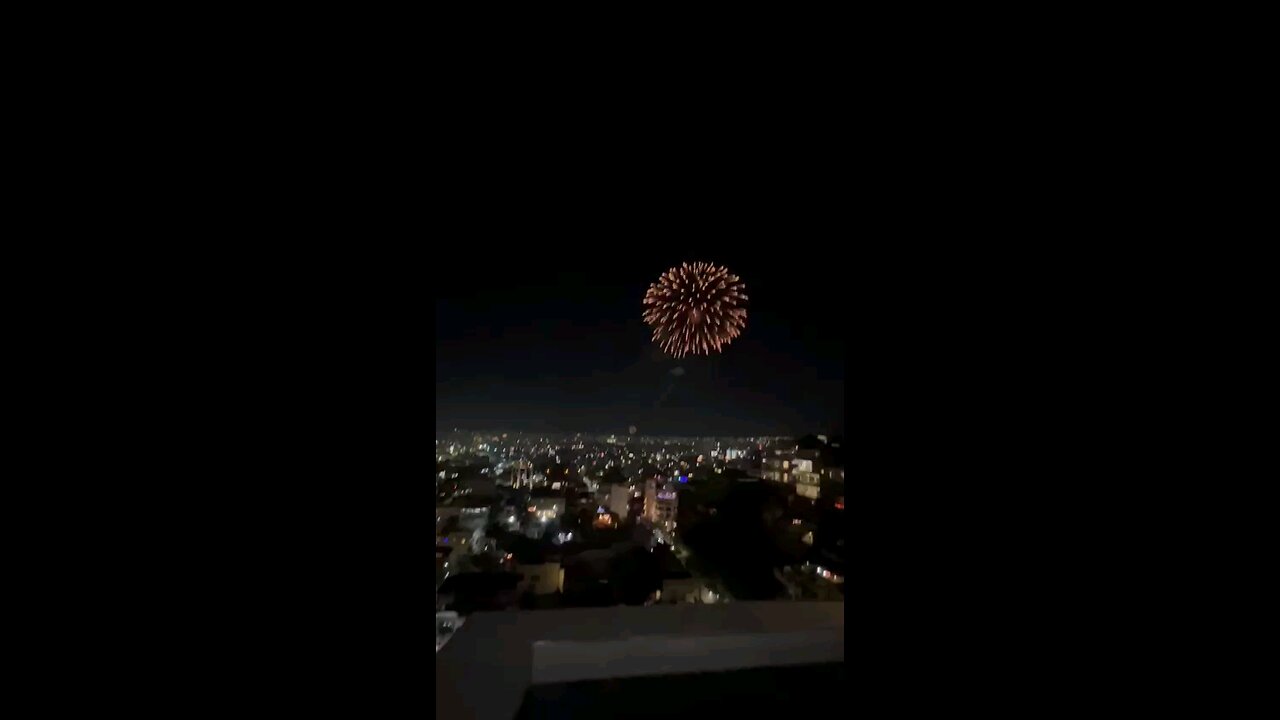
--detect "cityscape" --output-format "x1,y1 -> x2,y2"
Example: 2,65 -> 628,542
435,429 -> 846,649
436,255 -> 845,716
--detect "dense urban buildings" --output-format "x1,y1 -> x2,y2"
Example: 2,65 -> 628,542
436,250 -> 846,717
793,458 -> 821,499
646,477 -> 679,535
761,455 -> 789,483
435,429 -> 845,622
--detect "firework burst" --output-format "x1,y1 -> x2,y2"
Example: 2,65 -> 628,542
643,261 -> 748,358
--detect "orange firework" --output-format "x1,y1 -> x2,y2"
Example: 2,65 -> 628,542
643,262 -> 748,358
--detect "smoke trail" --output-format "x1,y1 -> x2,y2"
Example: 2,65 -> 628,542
654,366 -> 684,408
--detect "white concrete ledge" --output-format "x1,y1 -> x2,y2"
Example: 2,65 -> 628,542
532,628 -> 843,684
437,602 -> 843,720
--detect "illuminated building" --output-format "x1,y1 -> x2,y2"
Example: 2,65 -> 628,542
644,477 -> 678,532
607,484 -> 630,518
457,506 -> 490,532
435,611 -> 463,653
792,458 -> 821,499
512,460 -> 532,489
761,457 -> 790,483
530,497 -> 565,522
436,528 -> 481,551
516,560 -> 563,596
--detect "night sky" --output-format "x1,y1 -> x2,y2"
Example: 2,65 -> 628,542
436,248 -> 844,437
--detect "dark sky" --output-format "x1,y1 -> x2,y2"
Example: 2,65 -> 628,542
436,247 -> 844,437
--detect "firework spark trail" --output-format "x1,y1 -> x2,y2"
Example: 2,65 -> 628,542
642,261 -> 748,358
